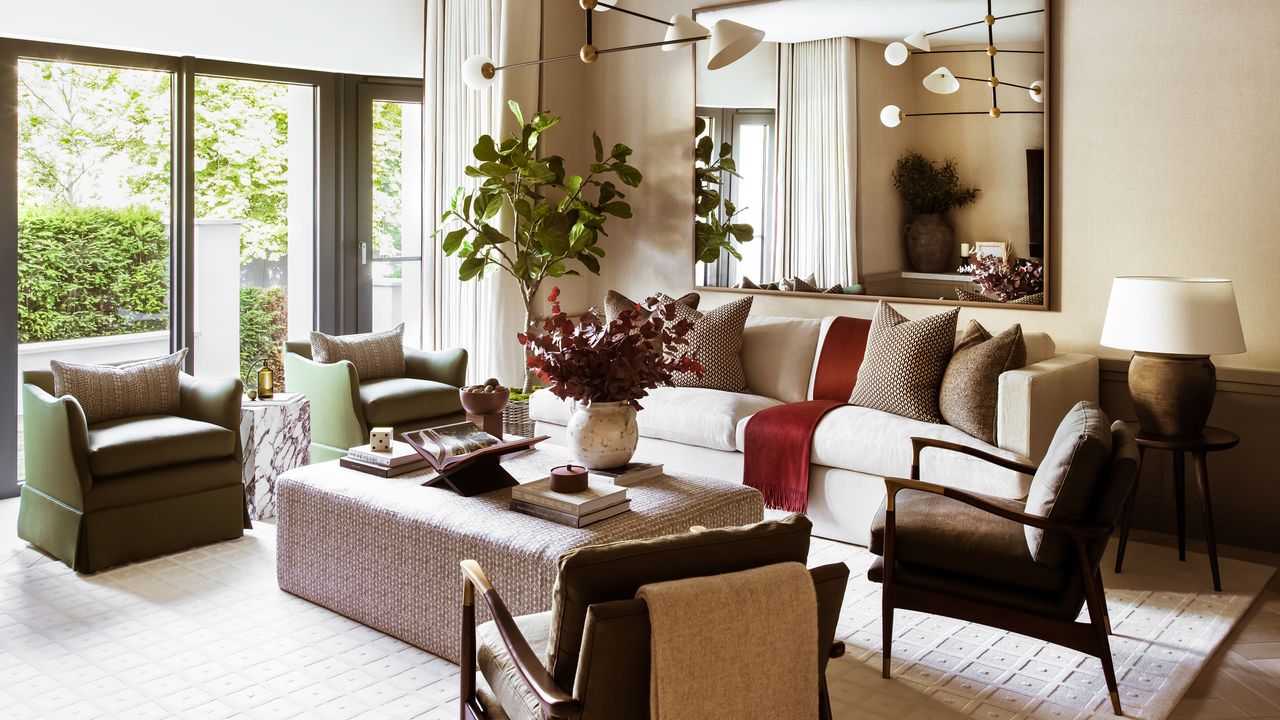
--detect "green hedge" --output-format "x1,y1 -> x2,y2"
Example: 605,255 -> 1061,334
240,286 -> 288,389
18,205 -> 170,343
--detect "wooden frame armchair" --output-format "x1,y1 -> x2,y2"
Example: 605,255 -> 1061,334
870,412 -> 1139,716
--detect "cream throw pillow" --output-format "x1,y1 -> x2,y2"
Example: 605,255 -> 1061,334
311,324 -> 405,380
51,349 -> 188,425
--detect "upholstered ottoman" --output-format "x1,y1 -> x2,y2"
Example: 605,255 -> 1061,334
275,446 -> 764,662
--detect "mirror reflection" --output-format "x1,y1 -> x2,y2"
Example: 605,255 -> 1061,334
693,0 -> 1048,306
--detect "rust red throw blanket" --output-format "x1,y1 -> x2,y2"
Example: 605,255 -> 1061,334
743,317 -> 872,512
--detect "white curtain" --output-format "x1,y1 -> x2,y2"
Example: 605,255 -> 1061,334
773,37 -> 858,287
423,0 -> 538,386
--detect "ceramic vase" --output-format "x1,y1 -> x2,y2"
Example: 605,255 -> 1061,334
566,400 -> 638,470
905,213 -> 954,273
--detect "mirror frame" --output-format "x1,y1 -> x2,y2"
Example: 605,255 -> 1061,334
690,0 -> 1052,311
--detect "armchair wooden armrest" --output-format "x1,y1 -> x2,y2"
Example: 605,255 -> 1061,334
460,560 -> 581,719
909,436 -> 1039,479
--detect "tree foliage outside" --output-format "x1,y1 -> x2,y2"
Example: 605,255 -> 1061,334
372,100 -> 404,263
238,286 -> 289,389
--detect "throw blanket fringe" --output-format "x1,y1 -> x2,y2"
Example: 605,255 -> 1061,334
637,562 -> 818,720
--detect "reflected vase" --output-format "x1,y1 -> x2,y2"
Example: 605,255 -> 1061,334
565,401 -> 638,470
905,213 -> 953,273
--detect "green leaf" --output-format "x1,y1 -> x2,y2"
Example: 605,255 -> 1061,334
601,201 -> 631,219
724,200 -> 737,217
472,135 -> 499,162
564,175 -> 584,197
695,136 -> 713,164
578,253 -> 600,275
532,113 -> 560,132
442,228 -> 468,255
480,225 -> 511,246
592,132 -> 604,163
614,163 -> 643,187
478,161 -> 510,178
610,143 -> 633,161
507,100 -> 524,127
727,223 -> 755,243
719,142 -> 733,159
482,196 -> 503,221
694,116 -> 706,136
459,256 -> 487,281
719,157 -> 736,173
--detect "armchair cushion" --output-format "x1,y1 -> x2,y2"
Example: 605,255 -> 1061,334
1023,401 -> 1113,564
477,611 -> 552,720
869,490 -> 1065,592
359,377 -> 462,427
87,415 -> 236,477
52,349 -> 187,424
310,325 -> 405,380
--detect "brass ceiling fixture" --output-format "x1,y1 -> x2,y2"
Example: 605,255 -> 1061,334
879,0 -> 1044,127
462,0 -> 765,91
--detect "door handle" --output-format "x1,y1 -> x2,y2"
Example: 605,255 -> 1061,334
359,241 -> 369,265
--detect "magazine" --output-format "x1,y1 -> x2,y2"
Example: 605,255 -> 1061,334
412,422 -> 502,465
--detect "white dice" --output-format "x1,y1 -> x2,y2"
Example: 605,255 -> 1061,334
369,426 -> 393,452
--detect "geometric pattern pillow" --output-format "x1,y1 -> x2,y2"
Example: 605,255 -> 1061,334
51,348 -> 188,425
664,294 -> 753,392
939,320 -> 1027,443
311,324 -> 405,381
848,301 -> 959,423
955,287 -> 1044,305
603,290 -> 699,324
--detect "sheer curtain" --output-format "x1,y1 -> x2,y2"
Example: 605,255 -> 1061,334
423,0 -> 537,385
773,37 -> 858,287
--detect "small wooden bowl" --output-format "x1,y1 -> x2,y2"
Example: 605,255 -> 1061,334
460,387 -> 509,415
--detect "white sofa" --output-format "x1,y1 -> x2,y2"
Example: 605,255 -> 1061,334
530,315 -> 1099,546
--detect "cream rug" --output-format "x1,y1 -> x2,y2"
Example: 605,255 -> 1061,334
0,526 -> 1271,720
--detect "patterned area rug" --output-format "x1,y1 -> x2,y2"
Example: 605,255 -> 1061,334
0,526 -> 1271,719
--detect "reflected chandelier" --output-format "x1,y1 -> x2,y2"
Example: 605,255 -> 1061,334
462,0 -> 765,91
880,0 -> 1045,128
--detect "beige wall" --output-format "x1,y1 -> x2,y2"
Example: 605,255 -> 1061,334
856,39 -> 912,277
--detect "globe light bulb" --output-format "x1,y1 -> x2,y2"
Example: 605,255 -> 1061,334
1029,80 -> 1045,103
884,41 -> 909,66
880,104 -> 904,128
462,54 -> 496,91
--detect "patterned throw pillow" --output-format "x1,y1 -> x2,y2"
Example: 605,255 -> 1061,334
603,290 -> 699,324
311,324 -> 405,380
940,321 -> 1027,443
51,349 -> 188,425
848,302 -> 960,423
664,294 -> 753,392
955,287 -> 1045,305
737,277 -> 760,289
823,284 -> 844,294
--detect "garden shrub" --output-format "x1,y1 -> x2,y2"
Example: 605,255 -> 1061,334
239,286 -> 288,390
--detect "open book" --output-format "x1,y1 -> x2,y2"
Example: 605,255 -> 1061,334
409,422 -> 502,466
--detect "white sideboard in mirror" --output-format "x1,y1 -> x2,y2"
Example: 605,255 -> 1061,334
692,0 -> 1050,308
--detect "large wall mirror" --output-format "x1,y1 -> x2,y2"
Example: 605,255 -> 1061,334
693,0 -> 1049,308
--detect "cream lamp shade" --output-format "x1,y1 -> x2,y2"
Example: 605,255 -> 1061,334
707,19 -> 765,70
462,54 -> 496,90
923,67 -> 960,94
903,30 -> 931,52
663,14 -> 709,51
1100,277 -> 1246,356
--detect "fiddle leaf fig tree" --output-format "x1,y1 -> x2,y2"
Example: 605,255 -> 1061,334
693,116 -> 754,264
437,101 -> 643,391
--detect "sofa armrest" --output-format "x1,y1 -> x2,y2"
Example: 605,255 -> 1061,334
21,383 -> 92,507
405,347 -> 468,388
179,374 -> 243,432
284,351 -> 365,451
997,353 -> 1099,464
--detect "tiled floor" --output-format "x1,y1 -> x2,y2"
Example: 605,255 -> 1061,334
2,497 -> 1278,718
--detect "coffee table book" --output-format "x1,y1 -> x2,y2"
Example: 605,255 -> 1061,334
339,456 -> 431,478
347,440 -> 422,468
511,477 -> 627,516
509,498 -> 632,528
589,461 -> 663,486
401,427 -> 548,497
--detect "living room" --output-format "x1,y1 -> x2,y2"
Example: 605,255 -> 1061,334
2,1 -> 1279,719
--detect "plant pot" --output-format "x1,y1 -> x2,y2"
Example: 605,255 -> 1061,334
565,401 -> 638,470
905,213 -> 954,273
503,399 -> 534,438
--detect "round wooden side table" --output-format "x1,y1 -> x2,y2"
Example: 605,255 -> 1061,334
1113,423 -> 1239,592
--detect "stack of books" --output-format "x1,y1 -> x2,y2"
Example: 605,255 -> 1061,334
588,461 -> 663,487
510,477 -> 630,528
341,440 -> 430,477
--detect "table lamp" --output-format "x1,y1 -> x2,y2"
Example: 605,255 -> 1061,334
1100,277 -> 1246,437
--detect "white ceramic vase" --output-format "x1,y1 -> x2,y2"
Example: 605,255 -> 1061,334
565,400 -> 638,470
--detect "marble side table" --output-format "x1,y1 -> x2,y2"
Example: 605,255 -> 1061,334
240,394 -> 311,520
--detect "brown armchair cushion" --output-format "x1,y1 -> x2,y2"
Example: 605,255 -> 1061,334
310,324 -> 405,380
545,513 -> 812,690
869,490 -> 1066,592
1023,401 -> 1113,564
51,349 -> 187,424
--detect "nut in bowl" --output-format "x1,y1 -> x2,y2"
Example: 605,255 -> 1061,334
459,377 -> 510,416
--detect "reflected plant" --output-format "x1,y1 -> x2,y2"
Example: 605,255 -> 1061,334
694,116 -> 754,264
970,255 -> 1044,301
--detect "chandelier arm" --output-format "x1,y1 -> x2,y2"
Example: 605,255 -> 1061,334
924,8 -> 1045,39
493,52 -> 582,73
955,76 -> 1040,91
595,35 -> 711,56
904,110 -> 1043,117
912,49 -> 1042,55
593,2 -> 675,27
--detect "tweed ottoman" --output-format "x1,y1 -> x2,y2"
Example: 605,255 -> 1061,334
275,446 -> 764,662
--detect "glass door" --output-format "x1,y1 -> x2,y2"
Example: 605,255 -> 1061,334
357,83 -> 423,347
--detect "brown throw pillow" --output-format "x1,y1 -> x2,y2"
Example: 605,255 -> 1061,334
1023,401 -> 1113,564
311,324 -> 405,380
604,290 -> 699,323
738,277 -> 760,289
823,284 -> 843,294
849,302 -> 959,423
51,349 -> 188,425
940,321 -> 1027,443
956,287 -> 1045,305
665,294 -> 753,392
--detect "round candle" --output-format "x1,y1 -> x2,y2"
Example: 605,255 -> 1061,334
549,464 -> 589,493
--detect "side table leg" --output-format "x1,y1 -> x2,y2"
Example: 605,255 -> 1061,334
1114,447 -> 1145,573
1193,451 -> 1223,592
1173,451 -> 1187,561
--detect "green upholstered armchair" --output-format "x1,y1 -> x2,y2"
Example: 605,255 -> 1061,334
18,370 -> 250,574
458,514 -> 850,720
283,341 -> 468,462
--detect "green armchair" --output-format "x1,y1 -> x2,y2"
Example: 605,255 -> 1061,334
18,370 -> 250,574
284,341 -> 468,462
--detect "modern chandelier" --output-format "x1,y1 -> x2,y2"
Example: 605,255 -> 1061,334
879,0 -> 1044,128
462,0 -> 766,91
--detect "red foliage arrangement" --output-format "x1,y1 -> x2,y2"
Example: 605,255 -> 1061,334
518,287 -> 703,409
970,255 -> 1045,302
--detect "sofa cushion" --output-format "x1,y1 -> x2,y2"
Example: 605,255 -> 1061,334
546,514 -> 812,690
666,295 -> 753,392
869,489 -> 1066,591
52,349 -> 187,425
940,321 -> 1027,444
604,289 -> 699,323
749,405 -> 1033,499
849,302 -> 959,423
311,324 -> 405,380
1024,401 -> 1113,564
741,316 -> 821,403
88,414 -> 235,477
359,377 -> 462,427
478,611 -> 551,720
532,386 -> 781,452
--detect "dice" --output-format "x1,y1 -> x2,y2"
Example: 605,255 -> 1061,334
369,426 -> 393,452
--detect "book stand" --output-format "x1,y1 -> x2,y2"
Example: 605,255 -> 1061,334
411,434 -> 548,497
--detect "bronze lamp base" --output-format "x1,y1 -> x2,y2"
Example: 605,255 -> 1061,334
1128,352 -> 1216,438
